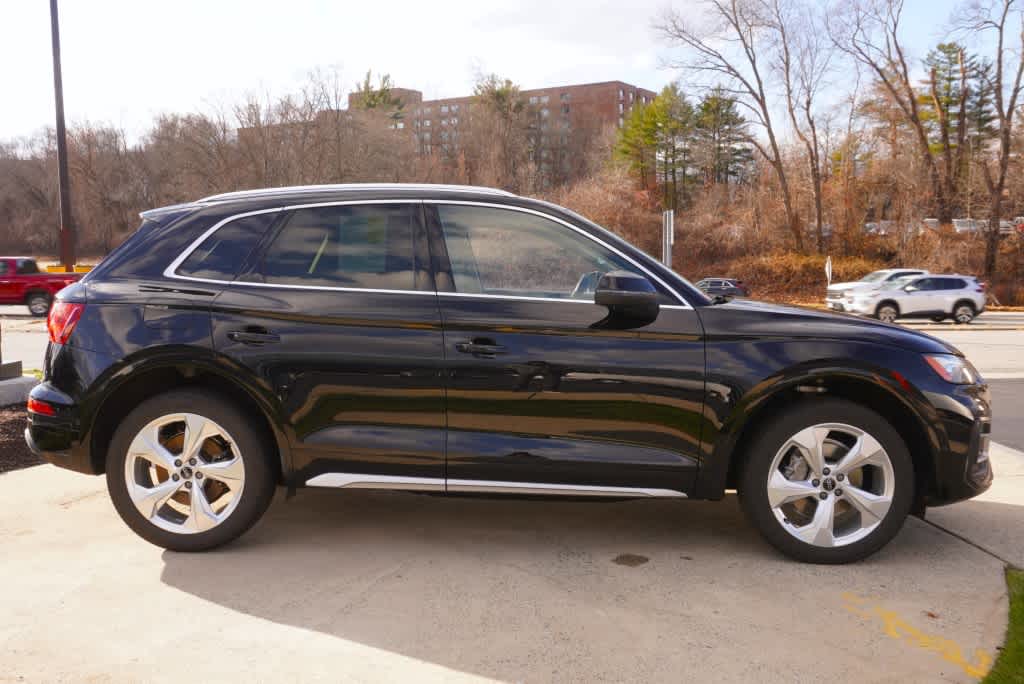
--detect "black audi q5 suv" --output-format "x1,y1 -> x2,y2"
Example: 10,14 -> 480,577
26,184 -> 993,563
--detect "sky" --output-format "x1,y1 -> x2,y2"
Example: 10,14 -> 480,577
0,0 -> 964,144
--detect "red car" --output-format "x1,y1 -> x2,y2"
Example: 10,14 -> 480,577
0,257 -> 81,316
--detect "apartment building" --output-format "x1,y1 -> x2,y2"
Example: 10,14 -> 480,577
347,80 -> 657,181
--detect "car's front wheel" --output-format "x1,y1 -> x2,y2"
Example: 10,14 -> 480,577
739,399 -> 914,564
875,303 -> 899,323
105,389 -> 277,551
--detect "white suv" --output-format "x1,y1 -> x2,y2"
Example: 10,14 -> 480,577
843,274 -> 986,324
825,268 -> 928,311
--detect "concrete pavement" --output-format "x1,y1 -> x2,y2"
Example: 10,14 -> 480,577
0,466 -> 1008,683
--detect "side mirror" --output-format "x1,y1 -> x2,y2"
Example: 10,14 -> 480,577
903,285 -> 917,292
594,270 -> 659,327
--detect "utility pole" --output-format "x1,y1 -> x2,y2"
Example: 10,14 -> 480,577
50,0 -> 75,272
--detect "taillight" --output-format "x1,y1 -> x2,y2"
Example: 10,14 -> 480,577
47,301 -> 85,345
978,281 -> 987,292
27,397 -> 56,416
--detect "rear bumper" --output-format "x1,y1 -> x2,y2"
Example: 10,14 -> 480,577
25,382 -> 98,475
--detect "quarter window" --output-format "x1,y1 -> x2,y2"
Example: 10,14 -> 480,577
259,204 -> 417,291
437,205 -> 665,302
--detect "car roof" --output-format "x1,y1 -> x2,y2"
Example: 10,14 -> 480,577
140,183 -> 517,219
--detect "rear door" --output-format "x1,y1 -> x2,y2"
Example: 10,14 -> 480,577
428,202 -> 705,495
208,201 -> 446,488
933,277 -> 966,314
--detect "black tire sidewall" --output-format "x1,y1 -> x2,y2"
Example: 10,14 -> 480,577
738,398 -> 914,564
105,389 -> 276,552
27,293 -> 50,317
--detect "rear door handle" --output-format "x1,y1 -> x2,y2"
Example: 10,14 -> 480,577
455,339 -> 507,357
228,329 -> 281,345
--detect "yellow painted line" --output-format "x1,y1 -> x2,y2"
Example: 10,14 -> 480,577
842,592 -> 993,679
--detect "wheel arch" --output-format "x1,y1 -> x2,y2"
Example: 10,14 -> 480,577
875,299 -> 900,317
952,298 -> 977,314
85,355 -> 290,482
700,369 -> 942,514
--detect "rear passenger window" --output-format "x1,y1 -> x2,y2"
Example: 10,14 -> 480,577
178,214 -> 275,280
259,204 -> 417,290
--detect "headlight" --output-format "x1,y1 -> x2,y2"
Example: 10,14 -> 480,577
924,354 -> 980,384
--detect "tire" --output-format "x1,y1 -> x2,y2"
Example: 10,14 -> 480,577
26,292 -> 51,317
953,302 -> 976,325
930,316 -> 946,323
738,398 -> 914,564
105,389 -> 277,552
875,302 -> 899,324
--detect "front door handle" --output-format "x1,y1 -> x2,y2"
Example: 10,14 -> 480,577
455,339 -> 507,357
228,329 -> 281,345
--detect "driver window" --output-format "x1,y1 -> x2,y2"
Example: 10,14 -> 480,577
437,204 -> 660,301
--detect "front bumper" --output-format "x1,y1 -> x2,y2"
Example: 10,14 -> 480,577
924,382 -> 993,506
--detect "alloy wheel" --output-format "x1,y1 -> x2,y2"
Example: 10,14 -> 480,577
766,423 -> 895,548
124,412 -> 245,534
954,305 -> 974,324
877,306 -> 898,323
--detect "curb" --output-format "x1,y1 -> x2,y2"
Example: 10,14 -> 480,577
0,376 -> 38,406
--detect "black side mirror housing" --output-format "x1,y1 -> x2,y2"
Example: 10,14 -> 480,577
594,270 -> 660,327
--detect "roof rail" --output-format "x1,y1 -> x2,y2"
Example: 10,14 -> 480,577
199,183 -> 515,203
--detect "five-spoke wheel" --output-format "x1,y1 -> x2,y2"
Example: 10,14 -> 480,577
106,390 -> 276,551
740,399 -> 913,564
124,413 -> 245,534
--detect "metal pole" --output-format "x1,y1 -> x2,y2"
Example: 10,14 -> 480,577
50,0 -> 75,273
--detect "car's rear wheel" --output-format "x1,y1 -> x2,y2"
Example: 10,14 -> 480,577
953,302 -> 976,324
26,292 -> 51,317
105,389 -> 276,551
738,399 -> 914,564
875,303 -> 899,323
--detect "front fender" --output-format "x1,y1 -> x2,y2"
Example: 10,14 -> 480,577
692,341 -> 947,500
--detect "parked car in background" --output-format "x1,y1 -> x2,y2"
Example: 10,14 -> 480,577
0,257 -> 81,316
825,268 -> 928,312
842,274 -> 986,324
27,184 -> 993,564
695,277 -> 749,299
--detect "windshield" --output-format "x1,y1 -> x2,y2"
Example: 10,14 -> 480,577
860,270 -> 892,283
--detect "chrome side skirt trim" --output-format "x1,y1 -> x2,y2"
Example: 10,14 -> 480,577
304,473 -> 687,498
305,473 -> 445,491
446,479 -> 687,498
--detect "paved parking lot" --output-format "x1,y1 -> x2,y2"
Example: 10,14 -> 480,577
1,305 -> 1022,682
0,463 -> 1011,683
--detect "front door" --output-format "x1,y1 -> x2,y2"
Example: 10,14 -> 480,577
210,202 -> 447,488
428,202 -> 705,495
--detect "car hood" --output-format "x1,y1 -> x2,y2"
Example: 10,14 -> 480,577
698,299 -> 959,355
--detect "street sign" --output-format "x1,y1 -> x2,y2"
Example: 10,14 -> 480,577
662,210 -> 674,268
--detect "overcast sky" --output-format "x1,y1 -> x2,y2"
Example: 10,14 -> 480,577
2,0 -> 961,143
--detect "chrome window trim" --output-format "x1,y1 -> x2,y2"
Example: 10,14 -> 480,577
305,472 -> 687,498
163,199 -> 691,308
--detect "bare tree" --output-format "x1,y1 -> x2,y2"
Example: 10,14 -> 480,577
659,0 -> 805,250
957,0 -> 1024,276
769,0 -> 834,253
830,0 -> 964,225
